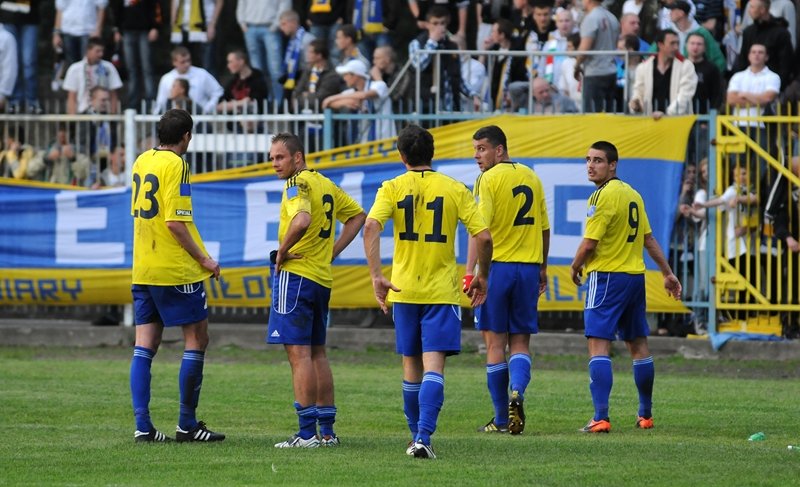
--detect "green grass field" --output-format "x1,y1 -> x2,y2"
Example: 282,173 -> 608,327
1,346 -> 799,486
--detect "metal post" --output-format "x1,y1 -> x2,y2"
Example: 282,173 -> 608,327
323,108 -> 333,151
124,108 -> 136,188
707,109 -> 718,336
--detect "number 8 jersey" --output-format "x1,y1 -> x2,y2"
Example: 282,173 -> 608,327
583,178 -> 652,274
131,149 -> 210,285
367,170 -> 488,305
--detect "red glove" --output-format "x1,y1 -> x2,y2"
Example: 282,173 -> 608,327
462,274 -> 474,293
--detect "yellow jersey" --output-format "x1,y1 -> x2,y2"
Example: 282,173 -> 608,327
368,170 -> 488,304
280,169 -> 363,288
131,148 -> 210,285
584,178 -> 652,274
474,161 -> 550,263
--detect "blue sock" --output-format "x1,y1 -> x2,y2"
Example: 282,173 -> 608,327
589,356 -> 613,421
508,353 -> 532,399
402,380 -> 421,439
295,402 -> 318,440
416,372 -> 444,445
633,356 -> 655,418
178,350 -> 204,431
486,362 -> 509,426
130,346 -> 155,432
317,405 -> 337,437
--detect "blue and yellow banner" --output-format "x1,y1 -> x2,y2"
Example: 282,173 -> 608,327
0,115 -> 695,311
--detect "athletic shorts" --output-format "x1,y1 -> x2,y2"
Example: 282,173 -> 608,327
392,303 -> 461,356
132,282 -> 208,327
267,267 -> 331,346
583,272 -> 648,341
475,262 -> 540,335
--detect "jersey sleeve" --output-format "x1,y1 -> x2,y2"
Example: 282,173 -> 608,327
459,184 -> 489,236
534,175 -> 550,231
334,184 -> 364,223
583,191 -> 611,241
284,176 -> 312,220
163,159 -> 194,222
367,181 -> 394,229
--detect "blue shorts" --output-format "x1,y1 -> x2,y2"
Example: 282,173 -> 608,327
475,262 -> 540,335
583,272 -> 648,341
392,303 -> 462,356
267,268 -> 331,346
132,282 -> 208,327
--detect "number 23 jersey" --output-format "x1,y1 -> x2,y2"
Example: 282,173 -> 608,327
583,178 -> 651,274
131,149 -> 210,285
367,170 -> 488,305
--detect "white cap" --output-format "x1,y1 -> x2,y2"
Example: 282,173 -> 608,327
335,59 -> 369,79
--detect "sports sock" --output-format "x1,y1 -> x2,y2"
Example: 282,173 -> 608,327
295,402 -> 318,440
317,405 -> 337,437
416,372 -> 444,445
508,353 -> 532,399
178,350 -> 204,431
486,362 -> 509,426
402,380 -> 421,438
589,355 -> 613,421
632,356 -> 655,418
130,346 -> 155,432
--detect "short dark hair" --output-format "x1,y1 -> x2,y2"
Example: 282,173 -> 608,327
566,32 -> 581,49
229,49 -> 250,65
427,5 -> 450,22
473,125 -> 508,152
622,34 -> 639,51
495,19 -> 514,41
171,45 -> 191,60
655,29 -> 678,45
157,109 -> 193,145
338,24 -> 359,44
397,125 -> 434,167
686,32 -> 706,46
309,39 -> 330,60
174,78 -> 190,95
271,132 -> 305,159
590,140 -> 619,163
87,36 -> 104,51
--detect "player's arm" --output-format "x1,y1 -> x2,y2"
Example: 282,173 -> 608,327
467,229 -> 492,307
363,217 -> 399,314
643,232 -> 682,299
539,228 -> 550,296
463,237 -> 478,292
570,238 -> 597,286
332,211 -> 366,261
166,221 -> 220,279
276,210 -> 311,270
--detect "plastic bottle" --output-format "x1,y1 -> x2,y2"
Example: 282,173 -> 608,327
748,432 -> 765,441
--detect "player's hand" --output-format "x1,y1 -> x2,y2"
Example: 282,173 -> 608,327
787,236 -> 800,252
201,256 -> 220,280
652,111 -> 664,121
467,275 -> 488,307
570,265 -> 583,286
275,250 -> 302,271
462,274 -> 474,293
538,267 -> 548,297
371,276 -> 400,314
664,273 -> 682,300
573,64 -> 582,82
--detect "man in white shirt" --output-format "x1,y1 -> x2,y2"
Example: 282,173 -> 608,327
727,43 -> 781,128
62,36 -> 123,114
321,59 -> 395,144
153,46 -> 224,114
0,24 -> 17,111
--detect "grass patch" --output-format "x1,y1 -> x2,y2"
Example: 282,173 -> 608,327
1,347 -> 798,486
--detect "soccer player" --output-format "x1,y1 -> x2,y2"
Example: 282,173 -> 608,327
129,108 -> 224,443
363,124 -> 493,459
465,125 -> 550,435
570,141 -> 682,433
268,132 -> 366,448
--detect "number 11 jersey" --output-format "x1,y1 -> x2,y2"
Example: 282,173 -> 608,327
367,170 -> 487,305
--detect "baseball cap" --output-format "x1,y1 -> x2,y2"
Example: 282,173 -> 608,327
668,1 -> 691,14
335,59 -> 369,79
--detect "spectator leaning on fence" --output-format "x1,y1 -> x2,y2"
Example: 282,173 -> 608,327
53,0 -> 107,68
62,36 -> 123,115
217,50 -> 268,115
0,24 -> 17,112
154,46 -> 223,115
629,29 -> 698,119
1,0 -> 40,113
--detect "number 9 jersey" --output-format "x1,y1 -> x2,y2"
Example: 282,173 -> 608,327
367,170 -> 488,305
131,149 -> 210,285
583,178 -> 652,274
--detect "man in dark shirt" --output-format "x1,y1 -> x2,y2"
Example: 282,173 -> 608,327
217,50 -> 268,115
733,0 -> 793,88
686,32 -> 721,113
293,39 -> 345,112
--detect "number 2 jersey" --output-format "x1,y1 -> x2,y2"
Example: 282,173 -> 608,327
367,170 -> 488,305
279,169 -> 363,288
131,148 -> 210,285
474,161 -> 549,263
583,177 -> 652,274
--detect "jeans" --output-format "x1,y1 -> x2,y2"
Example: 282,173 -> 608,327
244,25 -> 284,104
122,30 -> 156,110
582,74 -> 618,113
62,33 -> 88,68
4,23 -> 38,108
